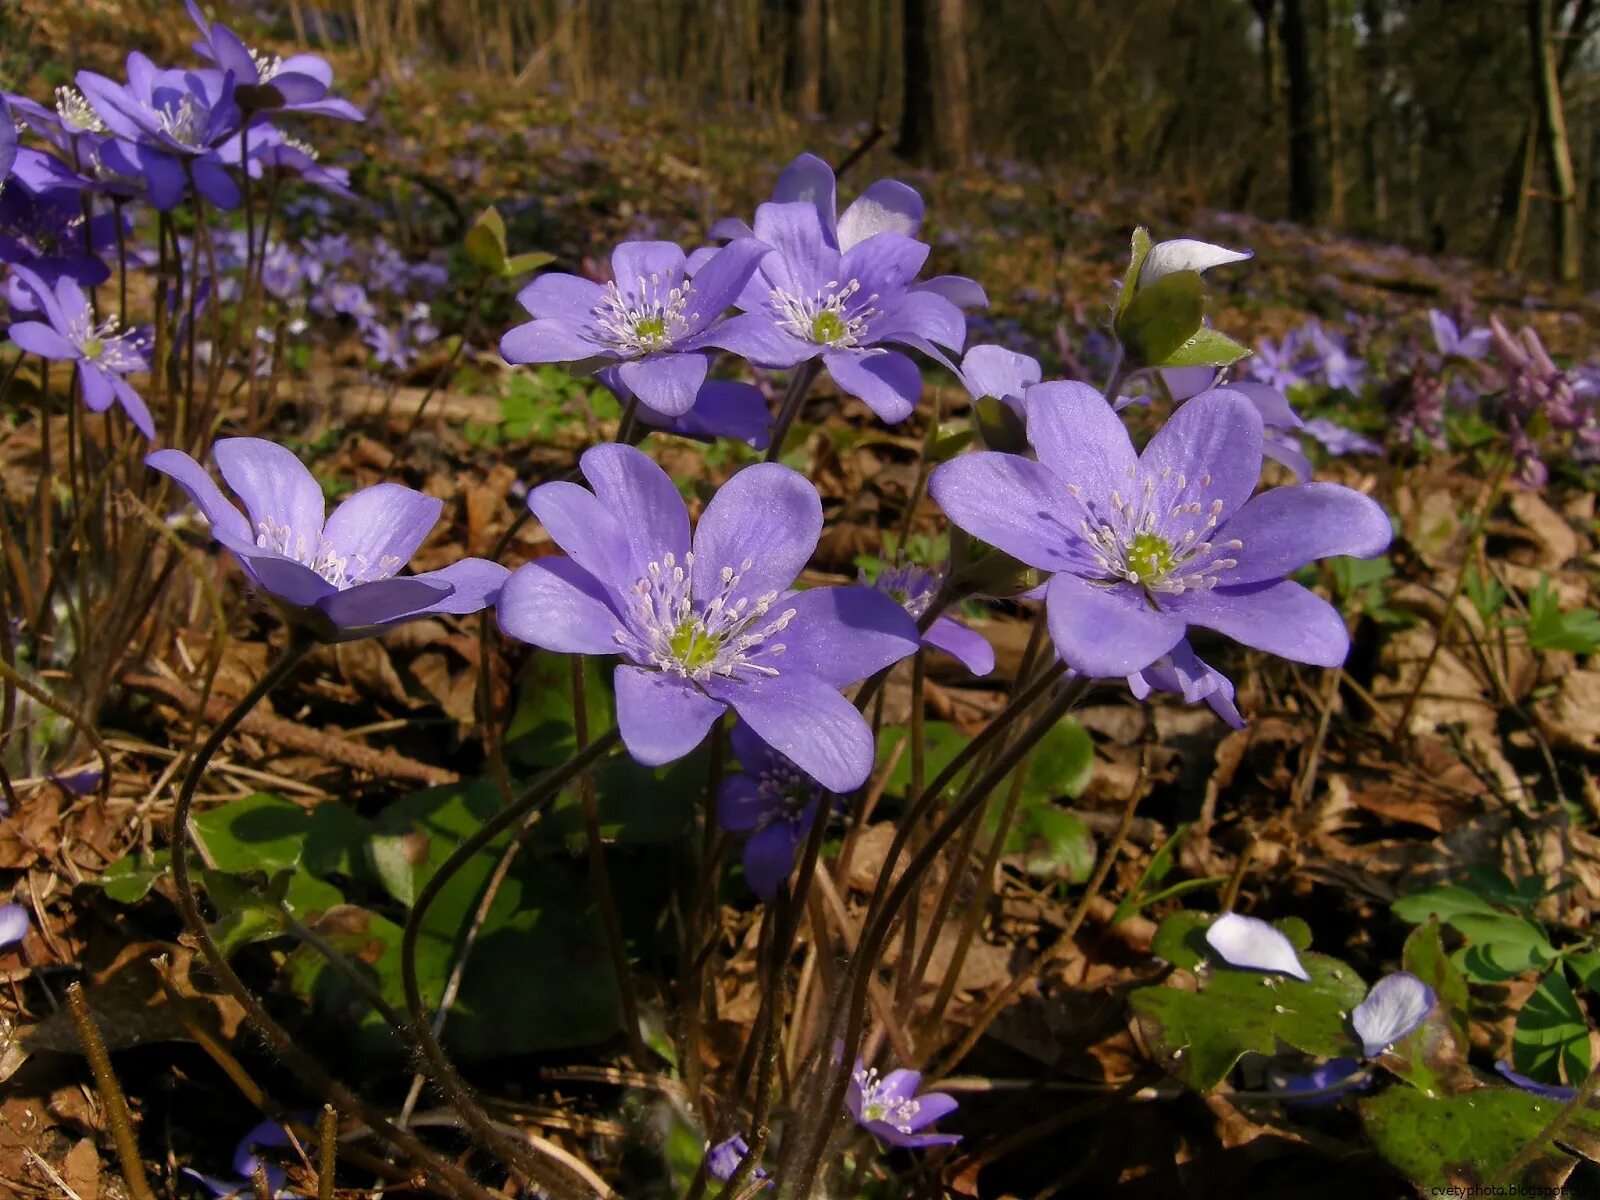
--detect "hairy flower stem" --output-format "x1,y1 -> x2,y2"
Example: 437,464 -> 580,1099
317,1104 -> 338,1200
66,982 -> 159,1200
570,654 -> 649,1065
399,725 -> 622,1199
168,634 -> 500,1200
764,360 -> 822,463
785,675 -> 1090,1198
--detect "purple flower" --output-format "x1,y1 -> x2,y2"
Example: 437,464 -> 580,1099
76,54 -> 242,208
717,201 -> 965,424
717,722 -> 831,898
1246,334 -> 1308,393
0,96 -> 15,188
1305,322 -> 1366,393
846,1062 -> 960,1149
710,152 -> 985,310
596,366 -> 771,448
182,1117 -> 301,1198
184,0 -> 362,120
1302,417 -> 1382,456
705,1133 -> 770,1187
496,445 -> 918,790
959,343 -> 1040,420
1203,911 -> 1310,981
500,238 -> 770,416
7,265 -> 155,438
1126,640 -> 1243,728
217,124 -> 355,200
1495,1061 -> 1577,1101
1351,972 -> 1435,1056
0,903 -> 29,949
147,438 -> 509,642
866,563 -> 993,676
928,384 -> 1392,679
1268,1058 -> 1370,1108
0,176 -> 118,296
1429,310 -> 1491,362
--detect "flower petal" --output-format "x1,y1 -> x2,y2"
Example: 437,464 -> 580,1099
770,585 -> 919,687
500,317 -> 605,364
752,201 -> 837,297
1204,912 -> 1310,981
1352,972 -> 1435,1057
823,349 -> 920,423
706,672 -> 874,794
1139,238 -> 1251,286
526,479 -> 633,588
316,577 -> 454,635
231,548 -> 338,608
961,345 -> 1040,403
914,275 -> 987,309
1046,573 -> 1185,677
147,448 -> 253,542
6,320 -> 76,359
498,559 -> 623,654
213,437 -> 326,547
1161,580 -> 1351,667
616,352 -> 708,417
929,451 -> 1086,574
109,376 -> 156,440
772,152 -> 838,236
614,665 -> 726,765
742,821 -> 802,899
579,442 -> 692,583
680,238 -> 770,331
515,272 -> 607,322
923,616 -> 995,676
689,461 -> 820,609
320,483 -> 441,574
403,558 -> 510,615
1138,387 -> 1263,527
0,903 -> 29,948
1024,382 -> 1139,513
837,179 -> 924,250
609,241 -> 687,299
1495,1061 -> 1577,1100
873,291 -> 965,353
685,311 -> 812,368
716,774 -> 770,834
840,231 -> 930,296
1214,483 -> 1393,587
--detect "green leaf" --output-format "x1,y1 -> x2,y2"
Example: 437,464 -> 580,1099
1115,270 -> 1204,368
1155,326 -> 1252,370
1514,968 -> 1591,1086
1403,919 -> 1471,1056
463,205 -> 507,273
98,851 -> 170,904
538,751 -> 701,846
1361,1086 -> 1600,1189
505,651 -> 614,768
193,792 -> 313,873
1150,909 -> 1212,971
201,869 -> 288,956
1519,575 -> 1600,654
501,250 -> 557,278
1130,950 -> 1368,1092
1115,226 -> 1153,321
1008,806 -> 1095,883
878,722 -> 972,804
1391,885 -> 1500,925
1112,823 -> 1189,924
1020,718 -> 1094,802
973,396 -> 1027,454
1447,911 -> 1556,975
930,428 -> 976,463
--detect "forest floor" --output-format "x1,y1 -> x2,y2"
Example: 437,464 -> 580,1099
5,3 -> 1600,1199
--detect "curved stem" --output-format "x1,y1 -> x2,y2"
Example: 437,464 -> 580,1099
399,725 -> 623,1198
764,361 -> 821,463
168,634 -> 499,1200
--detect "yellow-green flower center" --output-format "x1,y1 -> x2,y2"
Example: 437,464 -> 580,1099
81,336 -> 104,359
1126,531 -> 1176,582
811,309 -> 848,344
669,621 -> 723,671
633,314 -> 668,349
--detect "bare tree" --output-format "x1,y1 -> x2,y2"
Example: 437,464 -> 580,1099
895,0 -> 934,161
932,0 -> 971,166
1281,0 -> 1323,223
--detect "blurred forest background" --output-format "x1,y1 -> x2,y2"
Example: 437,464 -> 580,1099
276,0 -> 1600,284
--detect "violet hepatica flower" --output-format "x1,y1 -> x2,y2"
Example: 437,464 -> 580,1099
148,438 -> 509,642
1351,972 -> 1435,1057
867,563 -> 993,676
722,200 -> 966,424
847,1062 -> 960,1149
0,903 -> 29,950
182,1117 -> 300,1199
1429,310 -> 1491,362
596,364 -> 771,448
1203,911 -> 1311,982
1268,1058 -> 1370,1109
1496,1061 -> 1577,1101
184,0 -> 362,119
711,152 -> 986,310
1126,639 -> 1243,728
1302,416 -> 1382,457
0,174 -> 118,296
717,721 -> 833,898
928,384 -> 1392,679
500,238 -> 770,416
1247,333 -> 1309,393
0,96 -> 15,189
76,54 -> 242,209
705,1134 -> 769,1187
496,445 -> 918,791
7,265 -> 155,438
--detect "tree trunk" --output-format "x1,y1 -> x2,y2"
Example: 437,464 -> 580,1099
1529,0 -> 1582,282
1322,0 -> 1345,226
894,0 -> 934,161
1280,0 -> 1323,223
1359,0 -> 1386,225
793,0 -> 825,115
931,0 -> 971,166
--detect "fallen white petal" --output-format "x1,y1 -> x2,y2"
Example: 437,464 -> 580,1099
1352,972 -> 1436,1057
1204,912 -> 1311,981
1139,238 -> 1252,287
